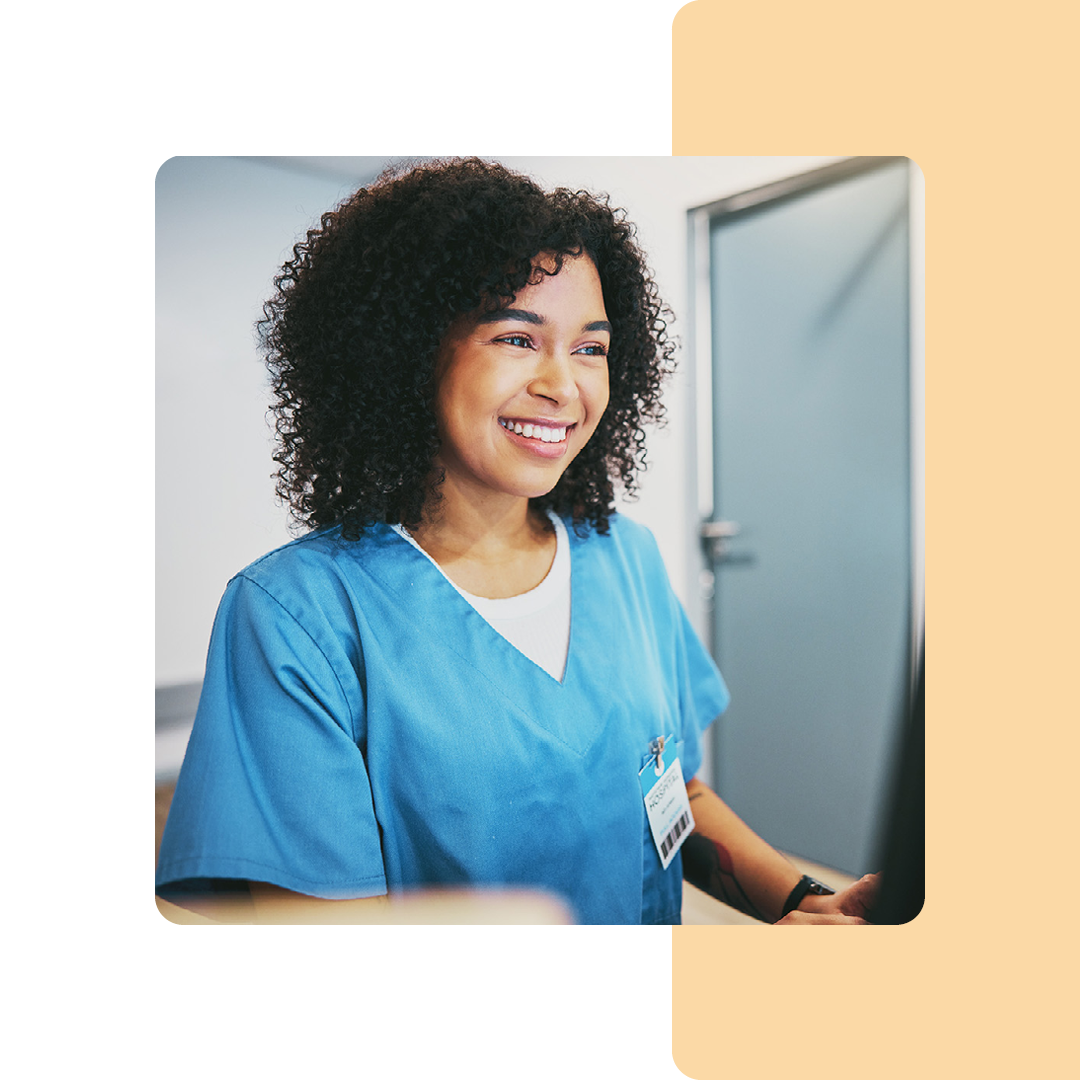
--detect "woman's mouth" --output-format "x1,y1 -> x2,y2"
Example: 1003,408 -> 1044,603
498,418 -> 571,444
498,417 -> 575,457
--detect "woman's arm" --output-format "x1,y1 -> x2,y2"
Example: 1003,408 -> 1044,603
681,777 -> 877,924
681,777 -> 801,922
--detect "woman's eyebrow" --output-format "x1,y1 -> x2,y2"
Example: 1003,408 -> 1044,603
476,309 -> 543,326
476,310 -> 612,334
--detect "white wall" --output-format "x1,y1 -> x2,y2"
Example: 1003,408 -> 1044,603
156,157 -> 381,686
156,156 -> 840,687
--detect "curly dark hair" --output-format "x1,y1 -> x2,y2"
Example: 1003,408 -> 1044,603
258,157 -> 676,538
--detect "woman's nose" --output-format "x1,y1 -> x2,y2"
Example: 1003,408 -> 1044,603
528,349 -> 578,405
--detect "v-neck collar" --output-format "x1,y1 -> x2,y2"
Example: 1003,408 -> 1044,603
340,517 -> 626,760
389,512 -> 569,618
378,519 -> 576,688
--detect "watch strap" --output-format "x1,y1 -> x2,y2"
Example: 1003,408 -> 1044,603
780,874 -> 836,919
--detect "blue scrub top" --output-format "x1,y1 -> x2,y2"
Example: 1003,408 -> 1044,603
156,513 -> 730,924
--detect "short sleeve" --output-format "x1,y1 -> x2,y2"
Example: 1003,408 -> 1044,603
672,596 -> 730,781
610,514 -> 731,785
156,574 -> 387,900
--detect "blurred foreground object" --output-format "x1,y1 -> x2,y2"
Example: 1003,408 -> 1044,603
157,888 -> 573,925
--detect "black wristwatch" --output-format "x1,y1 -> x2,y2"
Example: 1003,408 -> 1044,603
780,874 -> 836,918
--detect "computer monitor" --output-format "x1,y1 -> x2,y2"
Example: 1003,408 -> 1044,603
868,646 -> 924,924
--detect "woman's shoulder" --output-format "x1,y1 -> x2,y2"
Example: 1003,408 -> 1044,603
604,511 -> 658,543
225,523 -> 398,601
585,511 -> 663,559
571,512 -> 668,584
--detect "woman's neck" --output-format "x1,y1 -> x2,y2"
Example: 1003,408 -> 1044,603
406,493 -> 556,600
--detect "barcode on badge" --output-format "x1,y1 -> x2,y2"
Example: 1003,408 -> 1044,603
660,811 -> 691,859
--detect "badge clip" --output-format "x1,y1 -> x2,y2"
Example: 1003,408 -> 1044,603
648,735 -> 666,775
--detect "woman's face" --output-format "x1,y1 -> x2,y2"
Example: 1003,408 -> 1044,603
433,253 -> 611,506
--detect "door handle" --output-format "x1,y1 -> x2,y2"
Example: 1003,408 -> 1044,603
700,519 -> 741,560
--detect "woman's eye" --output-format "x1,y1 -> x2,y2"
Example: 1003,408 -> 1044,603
497,334 -> 534,349
575,343 -> 609,357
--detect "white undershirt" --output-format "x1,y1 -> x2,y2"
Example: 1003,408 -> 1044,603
391,512 -> 571,681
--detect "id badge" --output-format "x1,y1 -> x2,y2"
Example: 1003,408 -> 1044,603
638,735 -> 695,870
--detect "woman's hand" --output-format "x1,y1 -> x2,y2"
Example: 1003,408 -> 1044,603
774,910 -> 868,924
775,872 -> 881,924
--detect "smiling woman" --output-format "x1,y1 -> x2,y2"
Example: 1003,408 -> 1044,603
433,255 -> 610,516
257,158 -> 671,540
155,158 -> 878,925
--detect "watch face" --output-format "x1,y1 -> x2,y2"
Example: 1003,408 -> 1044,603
807,878 -> 836,895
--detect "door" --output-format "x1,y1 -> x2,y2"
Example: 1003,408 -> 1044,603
702,158 -> 912,875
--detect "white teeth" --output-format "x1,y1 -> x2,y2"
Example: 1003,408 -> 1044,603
500,419 -> 569,443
